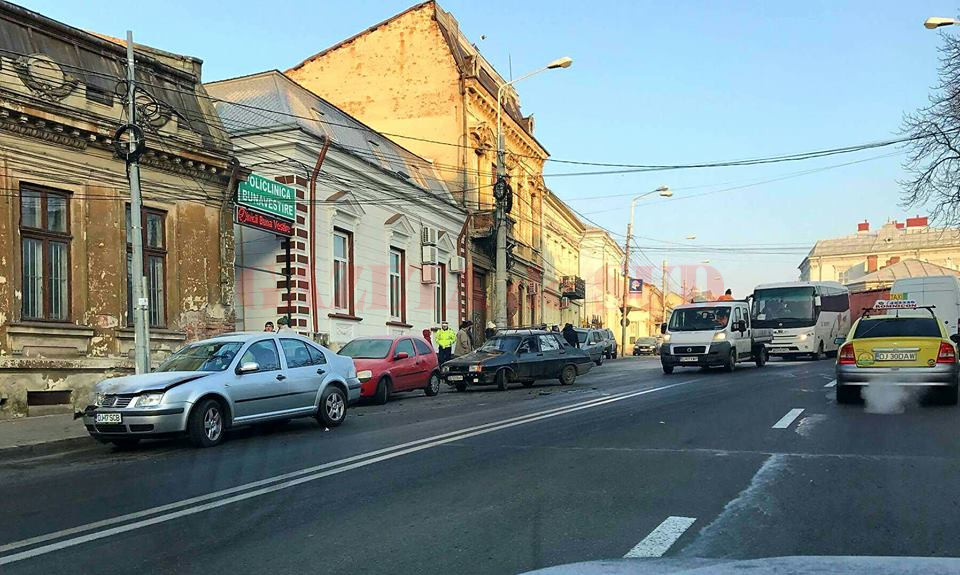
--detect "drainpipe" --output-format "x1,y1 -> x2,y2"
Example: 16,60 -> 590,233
460,69 -> 474,324
309,136 -> 331,336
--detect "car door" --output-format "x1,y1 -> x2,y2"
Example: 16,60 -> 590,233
413,338 -> 437,387
515,336 -> 542,380
279,338 -> 323,412
537,334 -> 563,378
590,331 -> 603,360
731,306 -> 749,359
230,338 -> 289,420
392,338 -> 419,390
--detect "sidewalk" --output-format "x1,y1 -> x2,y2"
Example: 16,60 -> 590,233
0,413 -> 92,454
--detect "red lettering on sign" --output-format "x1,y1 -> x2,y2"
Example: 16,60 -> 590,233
235,206 -> 293,236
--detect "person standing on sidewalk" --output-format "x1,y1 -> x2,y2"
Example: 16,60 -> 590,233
455,321 -> 475,357
435,321 -> 456,364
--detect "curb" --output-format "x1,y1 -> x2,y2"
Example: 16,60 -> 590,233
0,436 -> 97,460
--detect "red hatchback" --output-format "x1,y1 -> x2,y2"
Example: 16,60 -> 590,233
338,336 -> 441,404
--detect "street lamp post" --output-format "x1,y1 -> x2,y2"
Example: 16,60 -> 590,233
620,186 -> 672,352
494,57 -> 572,328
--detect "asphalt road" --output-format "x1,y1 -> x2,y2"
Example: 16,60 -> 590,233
2,355 -> 960,574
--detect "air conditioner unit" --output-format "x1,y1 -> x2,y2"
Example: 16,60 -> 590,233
449,255 -> 466,273
421,264 -> 438,284
422,245 -> 439,264
421,226 -> 438,246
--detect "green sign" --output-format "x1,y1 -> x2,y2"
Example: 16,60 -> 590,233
237,173 -> 296,222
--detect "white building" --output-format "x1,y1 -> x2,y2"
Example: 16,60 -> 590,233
207,71 -> 467,348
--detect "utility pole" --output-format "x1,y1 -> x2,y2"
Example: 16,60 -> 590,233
619,217 -> 632,351
494,127 -> 508,328
661,259 -> 668,326
125,31 -> 150,373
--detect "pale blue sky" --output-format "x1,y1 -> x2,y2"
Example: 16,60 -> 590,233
19,0 -> 958,295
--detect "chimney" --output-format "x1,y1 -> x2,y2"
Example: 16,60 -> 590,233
906,216 -> 929,229
867,254 -> 878,273
857,220 -> 870,234
895,221 -> 905,230
886,256 -> 900,267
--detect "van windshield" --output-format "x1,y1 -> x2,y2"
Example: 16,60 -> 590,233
752,287 -> 817,328
668,307 -> 731,331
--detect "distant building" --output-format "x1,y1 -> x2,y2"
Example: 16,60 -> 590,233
799,217 -> 960,284
580,229 -> 624,342
845,259 -> 960,293
541,191 -> 585,328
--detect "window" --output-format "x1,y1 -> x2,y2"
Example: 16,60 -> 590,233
539,335 -> 561,351
333,229 -> 353,312
20,186 -> 70,321
239,339 -> 281,372
280,339 -> 312,368
853,318 -> 941,339
518,336 -> 540,353
414,338 -> 433,355
396,338 -> 415,357
157,341 -> 242,372
389,248 -> 405,320
126,207 -> 166,327
306,344 -> 327,365
434,263 -> 447,323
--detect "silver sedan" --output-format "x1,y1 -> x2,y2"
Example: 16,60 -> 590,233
81,332 -> 361,448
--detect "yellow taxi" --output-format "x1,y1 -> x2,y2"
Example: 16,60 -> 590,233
835,302 -> 959,405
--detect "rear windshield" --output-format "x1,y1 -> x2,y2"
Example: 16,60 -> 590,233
339,339 -> 393,359
853,318 -> 942,339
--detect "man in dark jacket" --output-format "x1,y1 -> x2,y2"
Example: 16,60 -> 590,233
562,323 -> 579,348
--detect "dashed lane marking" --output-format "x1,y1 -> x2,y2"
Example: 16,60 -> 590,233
624,516 -> 697,558
772,408 -> 805,429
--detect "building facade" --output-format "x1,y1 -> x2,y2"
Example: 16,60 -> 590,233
285,1 -> 551,333
541,191 -> 585,328
580,228 -> 625,343
207,71 -> 467,348
0,2 -> 235,417
800,217 -> 960,284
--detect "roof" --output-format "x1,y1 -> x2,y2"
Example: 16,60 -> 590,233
286,1 -> 546,153
848,259 -> 960,287
755,281 -> 846,290
205,70 -> 455,202
803,222 -> 960,261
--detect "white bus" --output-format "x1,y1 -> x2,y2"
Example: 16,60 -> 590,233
751,281 -> 851,360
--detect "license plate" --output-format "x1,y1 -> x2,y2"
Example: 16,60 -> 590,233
447,375 -> 463,381
679,356 -> 698,363
875,352 -> 917,361
770,347 -> 791,353
95,413 -> 122,424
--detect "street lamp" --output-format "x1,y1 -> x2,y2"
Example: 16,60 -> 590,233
494,57 -> 573,327
925,17 -> 959,29
620,186 -> 672,351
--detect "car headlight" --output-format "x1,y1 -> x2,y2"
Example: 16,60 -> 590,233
357,370 -> 373,382
442,365 -> 450,374
713,332 -> 726,341
797,333 -> 809,341
468,364 -> 483,373
135,393 -> 164,407
93,392 -> 106,407
662,334 -> 671,342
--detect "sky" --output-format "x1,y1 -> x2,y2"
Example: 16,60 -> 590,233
17,0 -> 960,296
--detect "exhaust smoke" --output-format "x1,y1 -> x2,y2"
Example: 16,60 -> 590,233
861,384 -> 917,414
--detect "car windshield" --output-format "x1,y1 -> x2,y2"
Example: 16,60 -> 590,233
479,336 -> 521,352
635,338 -> 656,345
155,341 -> 243,372
339,339 -> 393,359
752,287 -> 817,327
668,307 -> 731,331
853,317 -> 942,339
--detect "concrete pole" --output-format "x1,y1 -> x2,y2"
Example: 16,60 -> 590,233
619,200 -> 635,352
126,31 -> 150,373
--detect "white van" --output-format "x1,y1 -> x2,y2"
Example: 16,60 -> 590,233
660,300 -> 772,374
889,275 -> 960,336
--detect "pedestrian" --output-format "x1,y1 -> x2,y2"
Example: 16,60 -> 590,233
551,325 -> 560,332
435,321 -> 456,364
717,288 -> 734,301
276,316 -> 295,333
421,328 -> 433,347
562,323 -> 579,348
484,321 -> 497,340
455,320 -> 475,356
264,321 -> 274,332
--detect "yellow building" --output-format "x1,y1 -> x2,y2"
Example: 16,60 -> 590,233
580,228 -> 624,342
542,191 -> 585,328
286,1 -> 551,330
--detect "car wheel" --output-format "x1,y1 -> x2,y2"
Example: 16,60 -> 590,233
814,342 -> 825,361
455,382 -> 467,392
836,383 -> 861,404
724,350 -> 736,373
559,365 -> 577,385
612,351 -> 618,359
374,377 -> 390,405
595,354 -> 604,367
755,347 -> 768,368
495,369 -> 509,391
317,386 -> 347,427
110,438 -> 140,449
662,364 -> 674,375
187,398 -> 226,448
424,373 -> 441,396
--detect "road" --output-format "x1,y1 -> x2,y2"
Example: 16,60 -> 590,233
2,356 -> 960,574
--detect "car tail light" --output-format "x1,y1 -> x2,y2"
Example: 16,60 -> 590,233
937,342 -> 957,364
838,343 -> 856,365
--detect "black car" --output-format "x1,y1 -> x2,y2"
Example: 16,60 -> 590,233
633,337 -> 658,356
441,330 -> 594,391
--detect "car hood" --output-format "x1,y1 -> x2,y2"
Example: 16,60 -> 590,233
95,371 -> 213,394
665,331 -> 718,346
447,350 -> 509,364
522,556 -> 960,574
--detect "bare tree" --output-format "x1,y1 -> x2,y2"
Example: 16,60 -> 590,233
902,31 -> 960,224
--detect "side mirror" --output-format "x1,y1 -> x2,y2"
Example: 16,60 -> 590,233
834,337 -> 846,346
814,295 -> 822,307
236,362 -> 259,374
394,352 -> 409,360
660,323 -> 667,334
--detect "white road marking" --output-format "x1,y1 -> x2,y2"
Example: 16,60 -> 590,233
824,380 -> 837,388
772,408 -> 805,429
0,379 -> 703,566
624,516 -> 697,558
